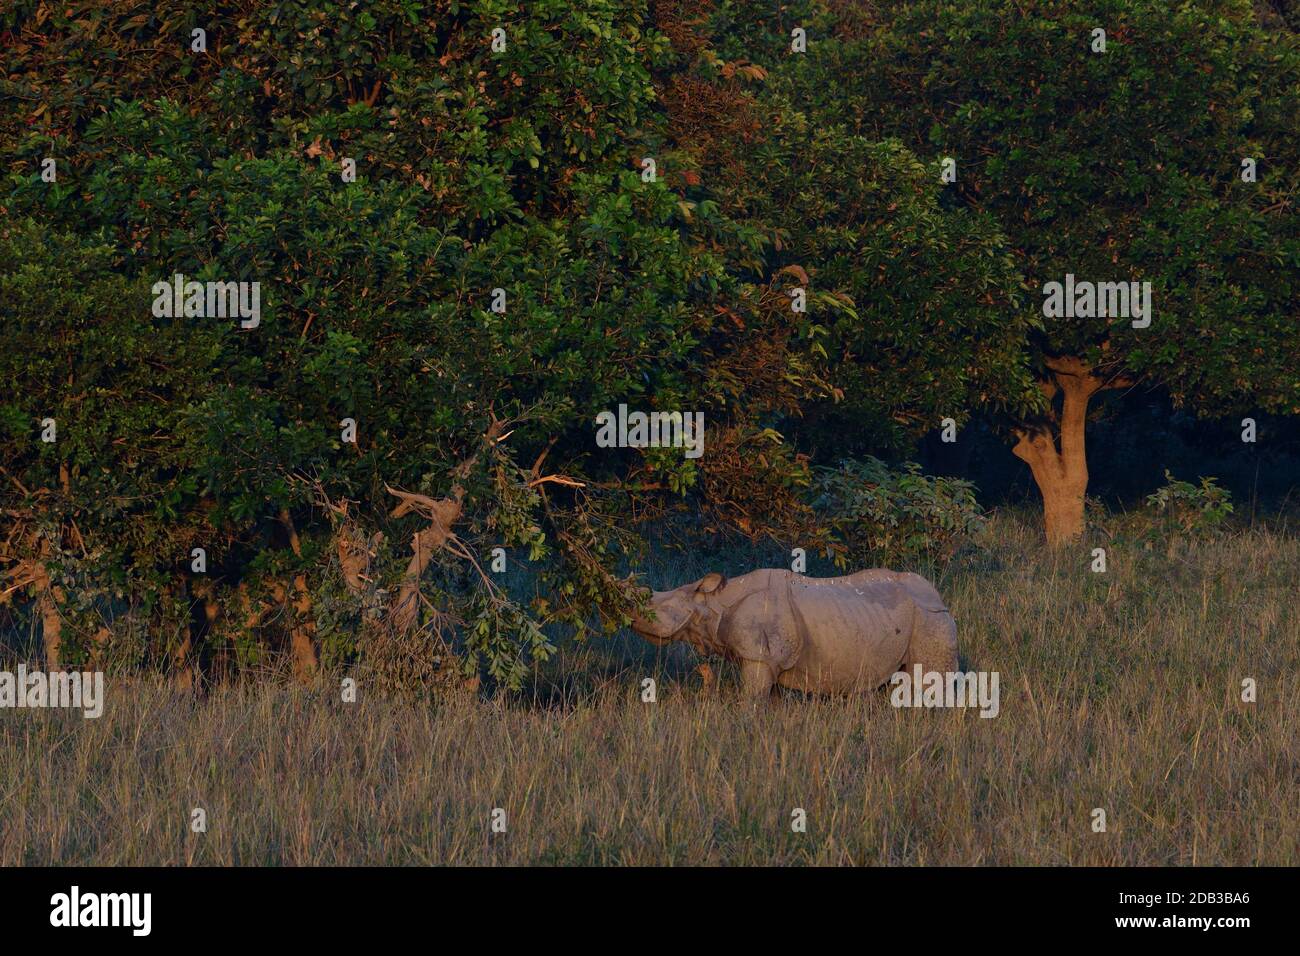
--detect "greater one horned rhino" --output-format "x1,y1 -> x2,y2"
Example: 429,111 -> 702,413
631,568 -> 958,698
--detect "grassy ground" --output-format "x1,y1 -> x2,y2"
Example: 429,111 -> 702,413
1,513 -> 1296,865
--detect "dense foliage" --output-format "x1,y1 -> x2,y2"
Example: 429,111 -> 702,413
2,0 -> 1296,685
772,0 -> 1300,540
812,460 -> 985,566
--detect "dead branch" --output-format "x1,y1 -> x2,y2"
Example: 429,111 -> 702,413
527,474 -> 586,489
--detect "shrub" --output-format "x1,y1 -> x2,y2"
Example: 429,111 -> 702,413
811,459 -> 985,566
1145,471 -> 1235,537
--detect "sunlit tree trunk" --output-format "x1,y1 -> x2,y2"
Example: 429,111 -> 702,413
38,586 -> 62,669
277,510 -> 318,682
1013,356 -> 1130,547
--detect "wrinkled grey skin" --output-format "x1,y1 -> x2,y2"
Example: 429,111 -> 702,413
631,568 -> 958,698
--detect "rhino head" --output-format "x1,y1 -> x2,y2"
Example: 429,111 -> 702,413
630,572 -> 728,648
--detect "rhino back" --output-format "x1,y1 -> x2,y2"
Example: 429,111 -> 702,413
892,572 -> 949,613
783,579 -> 912,691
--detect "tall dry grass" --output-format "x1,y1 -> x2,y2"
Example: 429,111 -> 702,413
1,513 -> 1296,865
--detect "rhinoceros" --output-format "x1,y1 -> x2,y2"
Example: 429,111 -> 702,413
631,568 -> 958,698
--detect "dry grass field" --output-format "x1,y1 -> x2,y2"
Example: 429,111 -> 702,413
2,513 -> 1296,865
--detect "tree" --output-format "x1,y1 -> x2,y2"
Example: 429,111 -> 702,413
1,0 -> 719,682
780,0 -> 1300,544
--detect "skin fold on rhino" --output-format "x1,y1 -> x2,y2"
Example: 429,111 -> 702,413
630,568 -> 959,698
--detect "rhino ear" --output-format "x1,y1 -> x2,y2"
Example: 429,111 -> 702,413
696,572 -> 727,594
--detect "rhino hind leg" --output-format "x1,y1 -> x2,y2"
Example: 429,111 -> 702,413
904,608 -> 959,675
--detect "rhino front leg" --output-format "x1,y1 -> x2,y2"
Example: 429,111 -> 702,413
739,659 -> 776,700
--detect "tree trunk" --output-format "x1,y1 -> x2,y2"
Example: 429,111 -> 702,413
38,586 -> 62,669
390,506 -> 459,635
30,545 -> 63,669
288,574 -> 318,682
277,509 -> 319,682
1038,467 -> 1088,546
1012,356 -> 1119,547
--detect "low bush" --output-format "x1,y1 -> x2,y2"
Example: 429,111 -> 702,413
811,458 -> 985,566
1145,470 -> 1235,537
